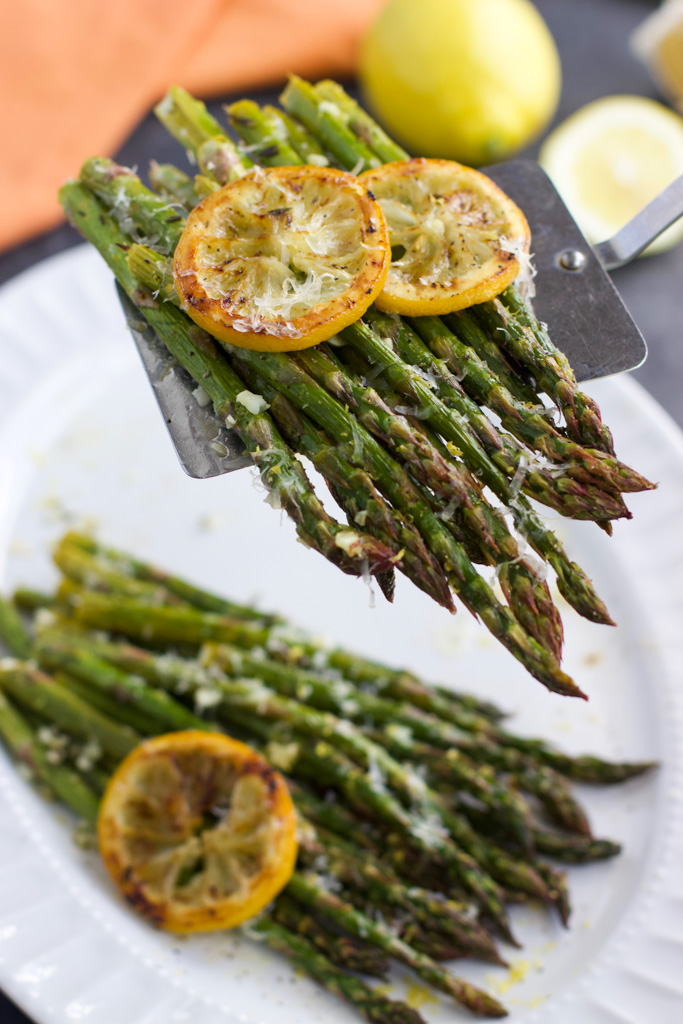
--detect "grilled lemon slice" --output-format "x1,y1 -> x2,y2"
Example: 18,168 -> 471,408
98,731 -> 298,933
173,165 -> 390,352
359,158 -> 530,315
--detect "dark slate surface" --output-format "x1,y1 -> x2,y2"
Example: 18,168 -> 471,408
0,1 -> 680,1020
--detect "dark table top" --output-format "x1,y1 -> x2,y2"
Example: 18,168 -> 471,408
0,0 -> 681,1020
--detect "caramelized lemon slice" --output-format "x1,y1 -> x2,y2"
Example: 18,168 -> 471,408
173,165 -> 390,352
359,158 -> 530,315
98,731 -> 298,933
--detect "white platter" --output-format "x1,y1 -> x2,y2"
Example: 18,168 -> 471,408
0,246 -> 682,1024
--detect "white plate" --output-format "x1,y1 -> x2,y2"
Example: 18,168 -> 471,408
0,246 -> 682,1024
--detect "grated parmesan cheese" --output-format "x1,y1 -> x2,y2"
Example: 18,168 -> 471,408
499,235 -> 537,301
236,390 -> 270,415
334,530 -> 362,556
192,386 -> 212,408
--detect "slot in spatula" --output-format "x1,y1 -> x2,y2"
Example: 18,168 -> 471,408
118,160 -> 683,479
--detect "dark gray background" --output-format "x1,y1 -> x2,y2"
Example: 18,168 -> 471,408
0,0 -> 679,1019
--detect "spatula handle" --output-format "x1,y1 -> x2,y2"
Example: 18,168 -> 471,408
593,174 -> 683,270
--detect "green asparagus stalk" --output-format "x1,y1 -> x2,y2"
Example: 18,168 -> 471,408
147,161 -> 198,210
59,531 -> 282,621
280,77 -> 380,172
513,763 -> 591,837
363,309 -> 627,528
409,314 -> 649,495
426,740 -> 594,837
295,344 -> 474,509
47,606 -> 648,799
288,783 -> 381,851
441,309 -> 540,407
249,917 -> 426,1024
301,648 -> 505,723
491,728 -> 656,783
313,80 -> 408,163
66,590 -> 272,647
53,669 -> 162,736
226,100 -> 304,165
272,893 -> 390,977
53,536 -> 186,606
286,873 -> 507,1017
479,288 -> 616,455
124,238 -> 578,694
225,347 -> 580,696
534,830 -> 621,864
304,79 -> 622,463
12,588 -> 57,613
28,626 -> 512,931
78,158 -> 187,255
0,596 -> 32,657
277,80 -> 649,500
263,105 -> 329,164
232,362 -> 454,611
535,861 -> 571,927
33,633 -> 213,733
150,90 -> 610,679
344,315 -> 613,627
299,824 -> 506,965
60,181 -> 396,586
0,690 -> 99,824
371,727 -> 534,851
0,660 -> 139,760
154,86 -> 252,184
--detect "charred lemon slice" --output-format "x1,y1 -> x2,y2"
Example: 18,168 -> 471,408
98,731 -> 298,933
173,165 -> 390,352
359,158 -> 530,315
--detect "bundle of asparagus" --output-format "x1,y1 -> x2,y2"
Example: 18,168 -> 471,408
58,78 -> 654,698
0,533 -> 654,1021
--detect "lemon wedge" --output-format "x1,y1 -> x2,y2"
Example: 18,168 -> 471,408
632,0 -> 683,111
540,95 -> 683,256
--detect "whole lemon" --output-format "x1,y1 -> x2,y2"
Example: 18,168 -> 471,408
359,0 -> 561,166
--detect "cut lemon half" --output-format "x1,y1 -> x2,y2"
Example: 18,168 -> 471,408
358,158 -> 530,315
98,731 -> 298,933
173,165 -> 390,352
540,95 -> 683,256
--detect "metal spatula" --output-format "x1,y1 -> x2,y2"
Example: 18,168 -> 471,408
118,160 -> 683,479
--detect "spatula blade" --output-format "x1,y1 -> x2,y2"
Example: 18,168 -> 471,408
485,160 -> 647,382
117,285 -> 249,478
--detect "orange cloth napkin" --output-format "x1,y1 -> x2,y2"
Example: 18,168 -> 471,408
0,0 -> 385,253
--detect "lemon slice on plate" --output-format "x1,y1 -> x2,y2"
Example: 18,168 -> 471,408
98,731 -> 298,933
173,164 -> 390,352
358,158 -> 530,315
540,95 -> 683,256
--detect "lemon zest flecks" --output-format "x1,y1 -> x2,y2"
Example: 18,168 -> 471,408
491,956 -> 544,995
405,982 -> 439,1009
